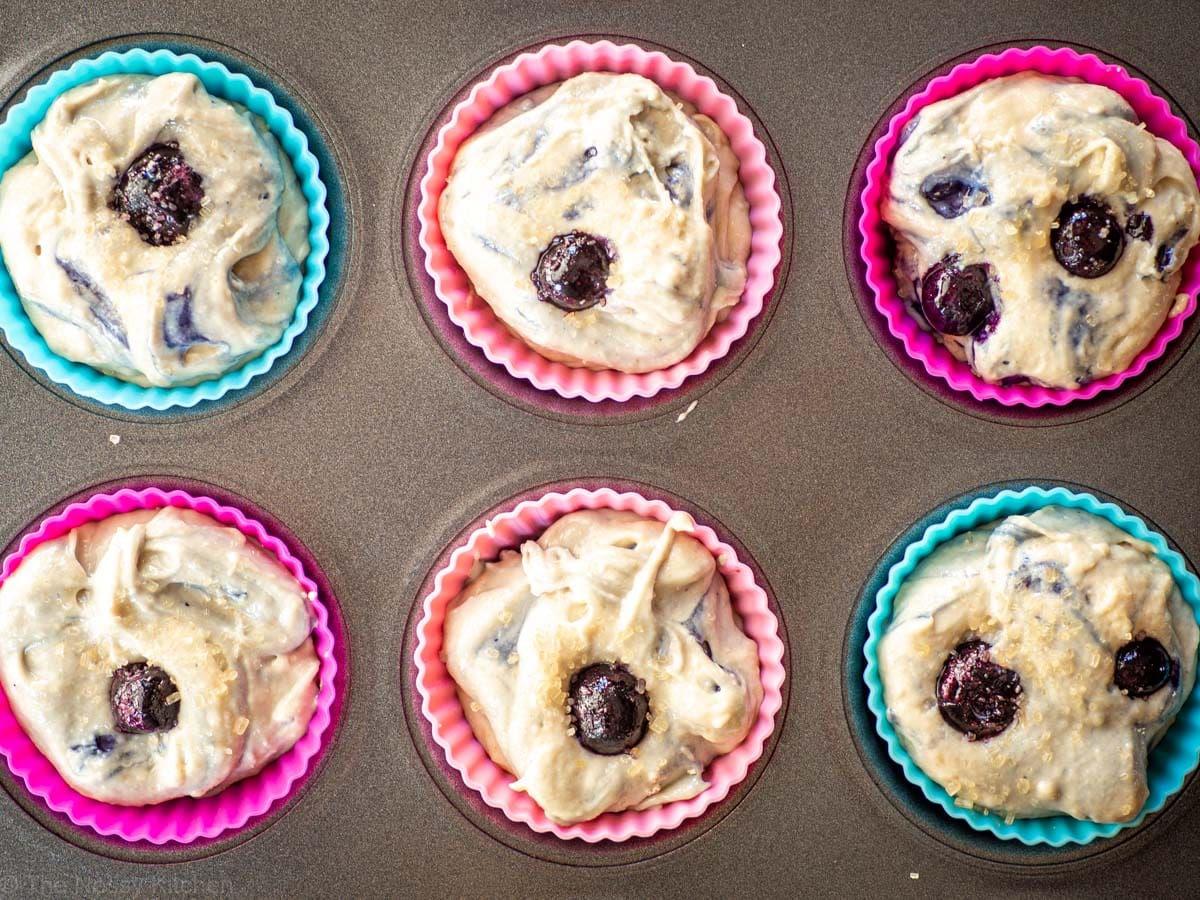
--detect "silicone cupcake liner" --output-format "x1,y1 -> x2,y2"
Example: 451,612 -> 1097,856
414,487 -> 785,841
863,485 -> 1200,846
0,48 -> 331,411
417,40 -> 784,403
858,45 -> 1200,407
0,487 -> 339,844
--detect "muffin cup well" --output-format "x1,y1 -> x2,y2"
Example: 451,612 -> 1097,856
413,487 -> 785,841
0,487 -> 339,845
417,40 -> 783,403
0,48 -> 331,411
863,485 -> 1200,846
858,45 -> 1200,408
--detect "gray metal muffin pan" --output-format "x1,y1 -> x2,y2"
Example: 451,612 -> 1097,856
1,0 -> 1199,896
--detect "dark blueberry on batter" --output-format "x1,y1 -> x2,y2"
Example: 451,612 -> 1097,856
920,257 -> 996,336
1126,213 -> 1154,242
568,662 -> 649,755
1051,197 -> 1124,278
1114,637 -> 1174,699
920,173 -> 990,219
109,141 -> 204,247
162,287 -> 209,349
1155,226 -> 1191,274
664,160 -> 694,207
936,640 -> 1022,741
531,231 -> 614,312
109,662 -> 180,734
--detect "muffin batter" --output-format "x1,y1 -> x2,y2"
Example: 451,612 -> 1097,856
0,72 -> 310,387
0,508 -> 319,805
884,73 -> 1200,388
439,73 -> 751,373
443,509 -> 762,825
879,506 -> 1198,822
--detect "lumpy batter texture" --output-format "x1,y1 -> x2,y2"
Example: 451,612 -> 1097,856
0,73 -> 310,387
439,73 -> 751,373
879,506 -> 1199,822
443,509 -> 762,824
884,73 -> 1200,389
0,508 -> 319,806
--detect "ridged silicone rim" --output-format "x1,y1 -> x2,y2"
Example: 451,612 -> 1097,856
858,45 -> 1200,407
413,487 -> 785,841
417,40 -> 784,403
0,487 -> 339,844
0,48 -> 331,411
863,485 -> 1200,845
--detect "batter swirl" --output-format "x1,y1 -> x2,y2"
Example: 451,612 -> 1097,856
439,73 -> 751,373
444,509 -> 762,824
0,73 -> 310,387
0,508 -> 319,806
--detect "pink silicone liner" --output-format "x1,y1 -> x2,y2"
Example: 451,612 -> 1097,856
858,45 -> 1200,407
413,488 -> 786,842
0,487 -> 339,845
417,40 -> 784,403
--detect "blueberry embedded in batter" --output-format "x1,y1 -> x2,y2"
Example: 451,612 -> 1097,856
919,256 -> 996,336
109,141 -> 204,247
0,72 -> 311,387
443,509 -> 762,825
879,506 -> 1199,823
109,662 -> 181,734
531,231 -> 614,312
920,172 -> 991,220
438,72 -> 752,374
0,507 -> 320,806
935,640 -> 1022,740
1114,637 -> 1176,699
884,73 -> 1200,389
1051,197 -> 1124,279
568,662 -> 650,755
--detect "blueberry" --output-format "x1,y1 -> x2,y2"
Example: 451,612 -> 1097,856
162,287 -> 208,349
1126,213 -> 1154,242
920,173 -> 990,219
920,256 -> 996,336
568,663 -> 649,755
936,640 -> 1022,741
109,662 -> 180,734
1155,226 -> 1191,274
664,160 -> 694,206
530,231 -> 614,312
109,141 -> 204,247
1114,637 -> 1175,699
1051,197 -> 1124,278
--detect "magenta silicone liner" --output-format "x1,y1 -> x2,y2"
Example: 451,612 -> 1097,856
413,487 -> 786,842
858,45 -> 1200,407
0,487 -> 339,845
417,40 -> 784,403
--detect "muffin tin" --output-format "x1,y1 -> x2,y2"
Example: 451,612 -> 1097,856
1,0 -> 1199,895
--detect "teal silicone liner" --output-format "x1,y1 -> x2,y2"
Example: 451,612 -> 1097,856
863,485 -> 1200,846
0,48 -> 330,410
